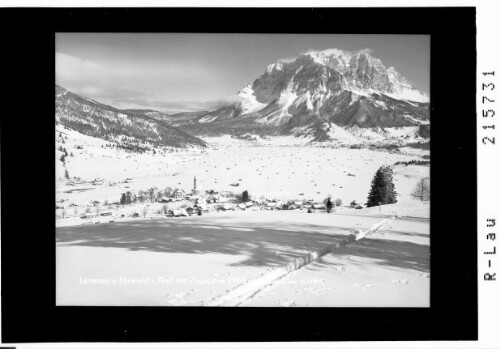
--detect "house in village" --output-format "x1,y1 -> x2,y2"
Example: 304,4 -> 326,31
206,194 -> 221,204
265,201 -> 278,210
92,178 -> 104,185
294,201 -> 304,208
172,189 -> 187,200
220,191 -> 236,199
313,203 -> 327,210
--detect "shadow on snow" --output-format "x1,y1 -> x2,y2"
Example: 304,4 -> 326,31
56,218 -> 429,272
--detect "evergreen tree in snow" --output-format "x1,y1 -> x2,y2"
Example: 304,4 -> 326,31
241,190 -> 250,203
120,193 -> 127,207
366,165 -> 398,207
325,197 -> 333,213
381,166 -> 397,204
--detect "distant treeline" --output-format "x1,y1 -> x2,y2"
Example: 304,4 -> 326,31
407,141 -> 430,150
393,159 -> 430,166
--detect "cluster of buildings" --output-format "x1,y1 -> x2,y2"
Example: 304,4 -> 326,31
57,175 -> 339,222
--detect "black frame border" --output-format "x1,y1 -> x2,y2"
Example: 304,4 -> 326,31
1,7 -> 477,342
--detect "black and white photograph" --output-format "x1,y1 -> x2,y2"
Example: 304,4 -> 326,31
55,33 -> 431,307
1,4 -> 485,346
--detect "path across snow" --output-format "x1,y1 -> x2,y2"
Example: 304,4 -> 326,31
207,217 -> 394,306
57,208 -> 429,307
242,216 -> 430,307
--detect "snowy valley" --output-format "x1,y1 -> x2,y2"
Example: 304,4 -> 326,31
56,46 -> 430,307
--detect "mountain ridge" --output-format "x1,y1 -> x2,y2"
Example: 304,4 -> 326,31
172,48 -> 430,144
55,85 -> 207,149
55,48 -> 430,147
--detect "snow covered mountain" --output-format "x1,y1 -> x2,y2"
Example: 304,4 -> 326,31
176,48 -> 430,145
56,85 -> 206,149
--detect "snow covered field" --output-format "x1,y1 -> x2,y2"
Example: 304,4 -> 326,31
57,129 -> 429,209
56,207 -> 429,306
243,213 -> 430,307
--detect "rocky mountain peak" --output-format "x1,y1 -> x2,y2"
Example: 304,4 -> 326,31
173,48 -> 430,145
252,49 -> 427,105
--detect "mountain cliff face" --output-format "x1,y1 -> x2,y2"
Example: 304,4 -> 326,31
56,85 -> 206,148
176,48 -> 430,144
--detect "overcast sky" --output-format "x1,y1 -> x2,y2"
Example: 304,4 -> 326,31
56,33 -> 430,113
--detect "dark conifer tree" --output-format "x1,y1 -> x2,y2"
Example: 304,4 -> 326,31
326,197 -> 333,213
366,165 -> 398,207
241,190 -> 250,203
381,166 -> 397,204
120,193 -> 127,207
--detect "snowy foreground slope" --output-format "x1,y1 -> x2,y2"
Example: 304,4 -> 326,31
244,213 -> 429,307
57,205 -> 429,307
56,119 -> 430,307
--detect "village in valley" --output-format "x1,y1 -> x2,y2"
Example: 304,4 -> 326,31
59,174 -> 350,224
55,126 -> 429,228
